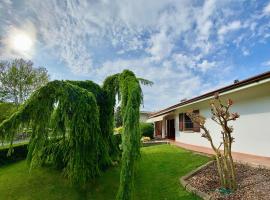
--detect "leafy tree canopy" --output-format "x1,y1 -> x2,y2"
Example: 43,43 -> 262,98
0,58 -> 49,105
0,69 -> 152,200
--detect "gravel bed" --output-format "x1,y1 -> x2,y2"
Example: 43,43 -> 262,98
187,162 -> 270,200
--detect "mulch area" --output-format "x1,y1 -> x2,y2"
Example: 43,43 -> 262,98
187,162 -> 270,200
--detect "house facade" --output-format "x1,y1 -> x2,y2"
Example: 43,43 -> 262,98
148,71 -> 270,157
140,111 -> 152,122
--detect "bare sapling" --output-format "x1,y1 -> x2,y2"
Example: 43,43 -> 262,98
187,93 -> 239,191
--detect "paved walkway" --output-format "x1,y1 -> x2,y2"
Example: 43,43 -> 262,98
168,140 -> 270,168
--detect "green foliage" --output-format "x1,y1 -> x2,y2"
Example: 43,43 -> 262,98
0,69 -> 147,199
0,102 -> 17,123
137,78 -> 154,86
0,143 -> 28,165
116,70 -> 142,200
114,106 -> 123,128
102,74 -> 122,161
0,58 -> 49,105
114,127 -> 123,134
140,123 -> 154,138
0,80 -> 108,185
113,127 -> 123,151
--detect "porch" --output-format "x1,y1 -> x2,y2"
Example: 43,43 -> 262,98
153,113 -> 176,140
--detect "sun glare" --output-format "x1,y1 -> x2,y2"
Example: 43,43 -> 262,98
10,32 -> 33,52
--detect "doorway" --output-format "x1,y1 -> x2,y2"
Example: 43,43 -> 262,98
167,119 -> 175,140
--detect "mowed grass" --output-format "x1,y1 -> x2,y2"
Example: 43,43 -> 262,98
0,144 -> 210,200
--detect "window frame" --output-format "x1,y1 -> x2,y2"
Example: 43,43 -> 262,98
179,110 -> 200,133
183,113 -> 194,131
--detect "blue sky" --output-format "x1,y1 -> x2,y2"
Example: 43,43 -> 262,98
0,0 -> 270,111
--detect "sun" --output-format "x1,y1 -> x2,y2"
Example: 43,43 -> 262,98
10,32 -> 33,53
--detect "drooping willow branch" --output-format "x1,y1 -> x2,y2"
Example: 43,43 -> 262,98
0,69 -> 151,198
115,70 -> 143,200
0,80 -> 110,184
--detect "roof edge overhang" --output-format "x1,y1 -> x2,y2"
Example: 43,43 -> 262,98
149,71 -> 270,119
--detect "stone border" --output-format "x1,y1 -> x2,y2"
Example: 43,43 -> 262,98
142,140 -> 169,147
180,159 -> 270,200
180,160 -> 215,200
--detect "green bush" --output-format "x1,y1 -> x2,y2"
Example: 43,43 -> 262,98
114,126 -> 123,134
140,123 -> 154,139
0,143 -> 28,165
0,102 -> 17,123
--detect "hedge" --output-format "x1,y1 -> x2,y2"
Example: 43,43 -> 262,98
140,123 -> 154,138
0,143 -> 28,165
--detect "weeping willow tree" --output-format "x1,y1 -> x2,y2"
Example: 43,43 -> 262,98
0,69 -> 152,199
116,70 -> 143,200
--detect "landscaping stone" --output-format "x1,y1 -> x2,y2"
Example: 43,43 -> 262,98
184,161 -> 270,200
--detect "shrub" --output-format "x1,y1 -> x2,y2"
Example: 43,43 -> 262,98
0,143 -> 28,165
140,123 -> 154,138
141,136 -> 151,142
0,102 -> 17,123
114,126 -> 123,134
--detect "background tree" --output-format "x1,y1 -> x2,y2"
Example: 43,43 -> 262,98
140,122 -> 154,138
0,58 -> 49,106
187,93 -> 239,191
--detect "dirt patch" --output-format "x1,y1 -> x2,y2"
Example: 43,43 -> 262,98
187,162 -> 270,200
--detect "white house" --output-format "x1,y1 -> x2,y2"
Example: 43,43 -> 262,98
148,71 -> 270,157
140,111 -> 153,122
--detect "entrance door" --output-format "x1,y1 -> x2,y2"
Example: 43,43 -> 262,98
167,119 -> 175,140
154,121 -> 162,138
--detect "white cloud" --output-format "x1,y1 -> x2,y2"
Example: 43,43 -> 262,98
196,0 -> 216,40
263,2 -> 270,15
197,60 -> 216,72
1,0 -> 269,110
218,20 -> 242,36
190,0 -> 216,56
147,30 -> 173,61
173,53 -> 196,69
96,56 -> 209,110
242,48 -> 250,56
15,0 -> 215,72
262,60 -> 270,67
0,0 -> 12,10
1,0 -> 231,73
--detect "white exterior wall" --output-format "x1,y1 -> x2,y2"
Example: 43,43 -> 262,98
175,81 -> 270,157
140,113 -> 150,122
150,80 -> 270,157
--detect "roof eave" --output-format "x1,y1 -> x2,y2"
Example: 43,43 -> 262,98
149,72 -> 270,119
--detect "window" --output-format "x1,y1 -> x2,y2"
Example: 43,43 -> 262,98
179,110 -> 200,132
184,113 -> 193,130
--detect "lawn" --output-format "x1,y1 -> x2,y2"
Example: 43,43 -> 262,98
0,144 -> 210,200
